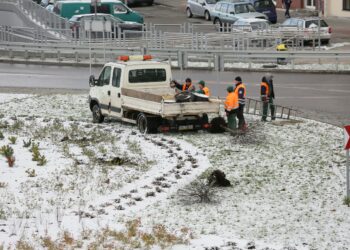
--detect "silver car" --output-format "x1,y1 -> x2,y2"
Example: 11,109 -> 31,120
210,1 -> 268,26
233,18 -> 270,32
280,17 -> 332,44
186,0 -> 220,21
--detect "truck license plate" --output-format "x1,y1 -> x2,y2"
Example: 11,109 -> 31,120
179,125 -> 193,131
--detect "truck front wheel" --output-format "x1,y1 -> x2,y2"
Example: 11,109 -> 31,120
92,104 -> 104,123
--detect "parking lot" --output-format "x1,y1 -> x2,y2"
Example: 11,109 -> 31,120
132,0 -> 350,44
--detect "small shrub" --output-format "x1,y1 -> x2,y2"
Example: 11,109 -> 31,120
141,233 -> 156,248
0,145 -> 14,158
6,156 -> 15,167
41,236 -> 59,249
145,192 -> 155,197
0,208 -> 6,220
0,131 -> 4,140
25,169 -> 37,178
344,196 -> 350,207
32,150 -> 41,162
8,136 -> 17,145
15,238 -> 34,250
0,182 -> 7,188
62,231 -> 74,245
23,139 -> 32,148
29,142 -> 40,153
37,155 -> 47,166
178,180 -> 217,203
10,120 -> 24,131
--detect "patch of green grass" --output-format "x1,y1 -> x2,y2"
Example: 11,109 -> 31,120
343,196 -> 350,207
10,120 -> 24,131
8,136 -> 17,144
127,140 -> 142,155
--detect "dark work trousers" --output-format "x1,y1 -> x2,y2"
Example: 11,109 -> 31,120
262,98 -> 276,121
285,3 -> 291,18
237,105 -> 245,129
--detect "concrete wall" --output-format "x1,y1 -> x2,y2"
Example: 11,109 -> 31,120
325,0 -> 350,17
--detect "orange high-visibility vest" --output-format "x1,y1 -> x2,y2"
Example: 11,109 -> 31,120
234,83 -> 246,105
182,83 -> 192,91
202,87 -> 210,96
224,92 -> 239,111
260,81 -> 269,98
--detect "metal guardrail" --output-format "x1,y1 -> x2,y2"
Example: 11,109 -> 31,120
0,0 -> 328,52
0,25 -> 322,52
0,42 -> 349,72
3,0 -> 71,39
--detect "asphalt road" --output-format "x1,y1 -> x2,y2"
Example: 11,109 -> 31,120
0,63 -> 349,126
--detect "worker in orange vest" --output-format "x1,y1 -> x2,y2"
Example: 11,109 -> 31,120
171,78 -> 195,92
261,73 -> 276,121
224,86 -> 239,130
233,76 -> 246,130
196,80 -> 211,96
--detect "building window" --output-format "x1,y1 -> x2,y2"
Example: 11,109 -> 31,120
344,0 -> 350,10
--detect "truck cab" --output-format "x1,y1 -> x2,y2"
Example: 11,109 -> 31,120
88,55 -> 221,133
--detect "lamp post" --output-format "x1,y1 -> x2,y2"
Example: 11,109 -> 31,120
317,0 -> 321,50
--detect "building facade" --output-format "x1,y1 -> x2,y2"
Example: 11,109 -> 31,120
276,0 -> 350,17
325,0 -> 350,17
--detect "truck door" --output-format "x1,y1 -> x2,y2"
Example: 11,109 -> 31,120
96,65 -> 112,116
110,67 -> 122,118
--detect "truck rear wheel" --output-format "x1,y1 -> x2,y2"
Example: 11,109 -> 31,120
92,104 -> 104,123
209,117 -> 226,133
137,113 -> 160,134
137,113 -> 148,133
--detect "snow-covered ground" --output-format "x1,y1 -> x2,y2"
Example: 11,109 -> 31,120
0,93 -> 349,249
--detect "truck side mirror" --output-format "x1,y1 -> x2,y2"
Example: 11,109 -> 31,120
89,75 -> 96,87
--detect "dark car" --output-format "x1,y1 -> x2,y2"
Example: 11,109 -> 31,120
248,0 -> 276,24
121,0 -> 154,6
69,13 -> 143,38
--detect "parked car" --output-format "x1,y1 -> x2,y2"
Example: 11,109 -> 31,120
248,0 -> 276,23
186,0 -> 220,21
69,13 -> 143,38
120,0 -> 154,6
232,18 -> 270,31
210,1 -> 268,26
280,17 -> 332,44
46,4 -> 54,12
53,0 -> 144,24
219,0 -> 276,23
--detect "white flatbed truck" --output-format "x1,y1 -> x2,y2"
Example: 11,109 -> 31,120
88,56 -> 222,133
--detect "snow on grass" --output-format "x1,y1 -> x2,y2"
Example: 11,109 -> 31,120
0,93 -> 211,249
0,94 -> 34,104
0,93 -> 349,249
134,119 -> 350,249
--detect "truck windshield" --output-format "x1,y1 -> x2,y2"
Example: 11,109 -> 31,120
129,69 -> 166,83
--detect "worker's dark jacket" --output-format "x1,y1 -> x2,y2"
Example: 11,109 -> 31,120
234,82 -> 246,106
